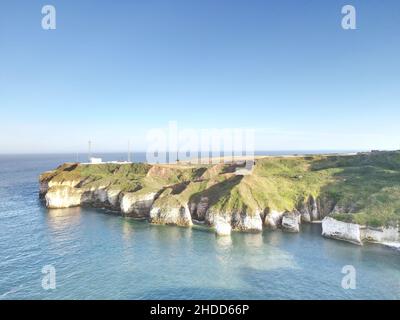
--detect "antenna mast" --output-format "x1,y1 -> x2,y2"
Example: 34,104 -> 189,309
88,140 -> 92,161
128,140 -> 131,162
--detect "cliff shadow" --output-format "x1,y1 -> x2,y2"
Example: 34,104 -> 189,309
188,175 -> 244,221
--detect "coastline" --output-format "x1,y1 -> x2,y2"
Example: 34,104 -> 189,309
39,152 -> 400,252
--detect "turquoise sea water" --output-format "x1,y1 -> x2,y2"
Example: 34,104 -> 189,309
0,154 -> 399,300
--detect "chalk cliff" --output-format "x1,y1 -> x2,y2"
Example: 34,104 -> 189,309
322,217 -> 399,247
39,151 -> 400,247
322,217 -> 363,245
40,160 -> 323,232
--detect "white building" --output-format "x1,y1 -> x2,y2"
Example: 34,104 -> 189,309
89,157 -> 103,164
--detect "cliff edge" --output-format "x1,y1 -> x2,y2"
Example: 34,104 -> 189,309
39,151 -> 400,246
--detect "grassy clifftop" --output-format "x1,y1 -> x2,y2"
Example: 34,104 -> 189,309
40,151 -> 400,227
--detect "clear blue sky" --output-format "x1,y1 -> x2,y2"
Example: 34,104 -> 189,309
1,0 -> 399,153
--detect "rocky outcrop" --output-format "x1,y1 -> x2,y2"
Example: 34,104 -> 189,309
189,196 -> 209,221
299,209 -> 311,223
80,187 -> 121,210
120,191 -> 159,218
45,185 -> 83,209
214,218 -> 232,236
298,196 -> 321,222
232,212 -> 263,232
39,180 -> 50,198
281,211 -> 301,232
264,210 -> 284,229
322,217 -> 362,245
361,226 -> 399,243
149,205 -> 192,227
321,217 -> 400,248
203,210 -> 263,232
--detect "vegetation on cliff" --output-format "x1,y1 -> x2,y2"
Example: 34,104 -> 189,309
40,151 -> 400,228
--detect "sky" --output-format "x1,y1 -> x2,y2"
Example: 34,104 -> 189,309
0,0 -> 399,153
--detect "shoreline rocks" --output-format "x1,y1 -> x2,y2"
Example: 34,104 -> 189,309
45,186 -> 83,209
231,212 -> 263,232
121,191 -> 159,218
264,210 -> 284,229
281,212 -> 301,233
150,204 -> 193,227
361,225 -> 399,243
322,217 -> 362,245
215,219 -> 232,236
322,217 -> 400,247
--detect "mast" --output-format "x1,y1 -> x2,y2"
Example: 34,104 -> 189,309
128,140 -> 131,162
88,140 -> 92,161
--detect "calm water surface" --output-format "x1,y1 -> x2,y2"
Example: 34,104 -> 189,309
0,154 -> 399,299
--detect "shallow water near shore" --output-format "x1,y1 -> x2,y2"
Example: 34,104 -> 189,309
1,154 -> 400,300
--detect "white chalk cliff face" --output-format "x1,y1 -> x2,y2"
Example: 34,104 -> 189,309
41,177 -> 84,209
322,217 -> 362,245
45,186 -> 83,209
322,217 -> 400,246
214,218 -> 232,236
120,191 -> 159,217
150,205 -> 192,226
264,210 -> 284,229
362,226 -> 399,243
41,178 -> 321,233
281,212 -> 301,233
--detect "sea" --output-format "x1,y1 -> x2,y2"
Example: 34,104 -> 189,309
0,153 -> 399,299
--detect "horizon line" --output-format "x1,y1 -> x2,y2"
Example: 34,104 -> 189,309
1,149 -> 394,156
